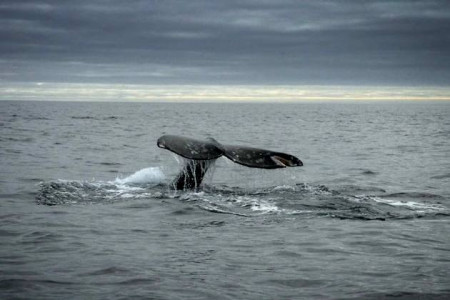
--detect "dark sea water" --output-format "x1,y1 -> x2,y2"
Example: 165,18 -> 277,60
1,100 -> 450,300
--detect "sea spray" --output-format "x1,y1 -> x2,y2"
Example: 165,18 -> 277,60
115,167 -> 165,185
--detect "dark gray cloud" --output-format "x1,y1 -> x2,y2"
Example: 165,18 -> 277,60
1,0 -> 449,86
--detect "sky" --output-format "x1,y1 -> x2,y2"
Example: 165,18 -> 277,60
1,0 -> 450,101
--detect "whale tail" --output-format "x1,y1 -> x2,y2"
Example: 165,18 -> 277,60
157,135 -> 303,190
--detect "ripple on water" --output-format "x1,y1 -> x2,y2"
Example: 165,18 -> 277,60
431,173 -> 450,180
20,231 -> 63,244
351,292 -> 450,300
261,278 -> 324,288
0,278 -> 75,292
82,267 -> 132,276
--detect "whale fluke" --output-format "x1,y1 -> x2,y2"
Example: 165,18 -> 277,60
157,135 -> 223,160
221,144 -> 303,169
157,135 -> 303,190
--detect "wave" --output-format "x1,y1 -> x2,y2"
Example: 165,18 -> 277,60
70,116 -> 122,120
35,168 -> 450,220
431,173 -> 450,180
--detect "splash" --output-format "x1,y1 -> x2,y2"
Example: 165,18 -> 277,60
36,167 -> 166,205
114,167 -> 165,185
35,169 -> 450,221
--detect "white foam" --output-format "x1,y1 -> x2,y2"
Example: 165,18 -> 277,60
372,197 -> 446,212
272,185 -> 296,191
230,195 -> 281,213
250,201 -> 280,213
114,167 -> 165,185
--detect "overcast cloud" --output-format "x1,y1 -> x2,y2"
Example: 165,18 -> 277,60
1,0 -> 450,86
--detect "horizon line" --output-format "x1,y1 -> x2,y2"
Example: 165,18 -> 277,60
1,82 -> 450,102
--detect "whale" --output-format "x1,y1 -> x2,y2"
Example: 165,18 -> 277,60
157,135 -> 303,190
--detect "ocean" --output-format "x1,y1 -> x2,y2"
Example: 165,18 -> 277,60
1,100 -> 449,299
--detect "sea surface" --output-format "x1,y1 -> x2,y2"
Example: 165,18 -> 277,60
1,100 -> 449,300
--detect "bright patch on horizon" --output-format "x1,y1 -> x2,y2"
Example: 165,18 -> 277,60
1,83 -> 450,102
